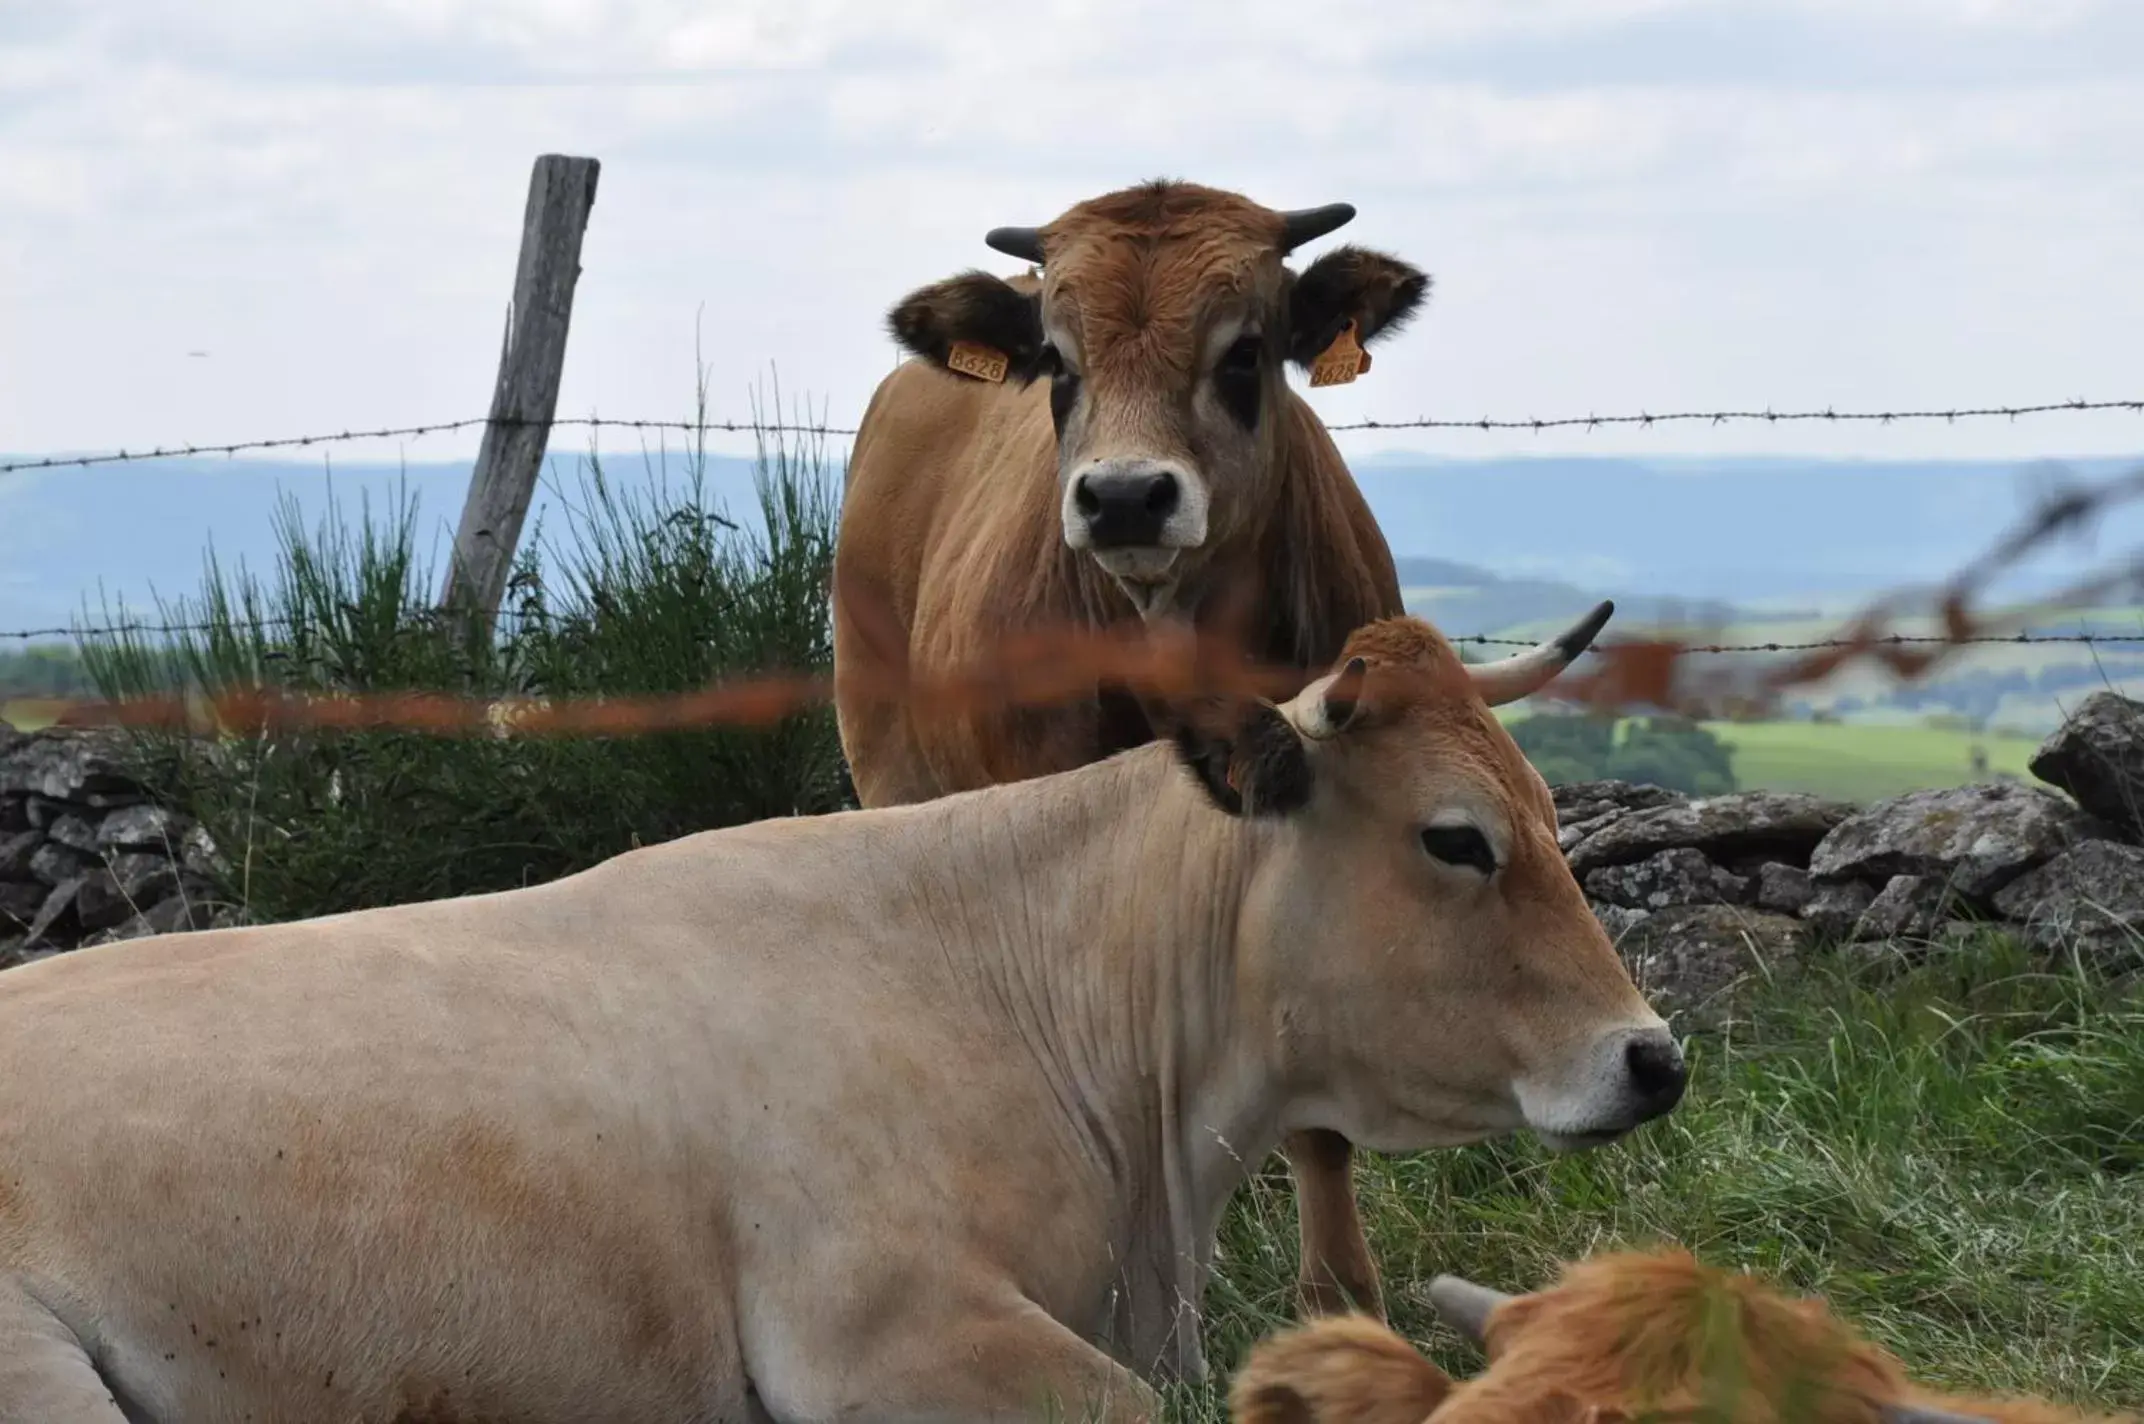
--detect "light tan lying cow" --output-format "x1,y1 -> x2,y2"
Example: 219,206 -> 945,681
0,612 -> 1684,1423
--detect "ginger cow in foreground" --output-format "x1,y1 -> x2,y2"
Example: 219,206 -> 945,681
1230,1248 -> 2136,1424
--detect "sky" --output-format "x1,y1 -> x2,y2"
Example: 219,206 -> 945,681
4,0 -> 2144,469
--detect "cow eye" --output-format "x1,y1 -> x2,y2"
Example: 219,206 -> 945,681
1421,824 -> 1497,876
1218,334 -> 1263,375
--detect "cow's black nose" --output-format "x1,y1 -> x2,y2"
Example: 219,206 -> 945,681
1072,466 -> 1180,548
1623,1031 -> 1688,1121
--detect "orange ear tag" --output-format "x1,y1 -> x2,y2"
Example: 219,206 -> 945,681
946,340 -> 1010,383
1308,320 -> 1370,387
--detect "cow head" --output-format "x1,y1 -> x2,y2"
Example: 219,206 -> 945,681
1232,1250 -> 2060,1424
886,179 -> 1430,615
1415,1252 -> 2017,1424
1170,603 -> 1689,1158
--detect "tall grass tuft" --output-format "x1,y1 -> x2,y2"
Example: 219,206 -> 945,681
79,411 -> 851,924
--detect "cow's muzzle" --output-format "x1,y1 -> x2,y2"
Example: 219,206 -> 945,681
1063,458 -> 1206,554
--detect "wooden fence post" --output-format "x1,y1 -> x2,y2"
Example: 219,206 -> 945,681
441,153 -> 601,636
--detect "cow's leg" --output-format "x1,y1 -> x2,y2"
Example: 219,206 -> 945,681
1284,1127 -> 1386,1321
0,1278 -> 134,1423
772,1287 -> 1161,1424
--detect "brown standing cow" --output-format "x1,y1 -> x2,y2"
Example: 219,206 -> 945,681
831,178 -> 1441,1324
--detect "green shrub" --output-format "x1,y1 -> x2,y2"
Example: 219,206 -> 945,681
78,418 -> 851,924
1509,711 -> 1739,794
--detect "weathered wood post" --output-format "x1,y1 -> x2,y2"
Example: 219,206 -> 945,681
441,153 -> 601,637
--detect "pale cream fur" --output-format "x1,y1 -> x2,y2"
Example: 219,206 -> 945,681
0,621 -> 1667,1423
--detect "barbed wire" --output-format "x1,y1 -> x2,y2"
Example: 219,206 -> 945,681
5,396 -> 2141,477
8,621 -> 2144,651
1322,397 -> 2144,433
0,417 -> 858,477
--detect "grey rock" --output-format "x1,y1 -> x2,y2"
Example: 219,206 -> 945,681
1585,847 -> 1751,911
1590,902 -> 1654,941
112,895 -> 210,941
1559,812 -> 1622,855
0,880 -> 46,931
97,803 -> 187,851
0,829 -> 42,880
24,877 -> 82,944
1809,782 -> 2108,901
1991,840 -> 2144,967
179,824 -> 228,880
0,934 -> 28,970
1755,862 -> 1817,916
28,841 -> 92,887
1860,874 -> 1965,941
2028,692 -> 2144,838
0,729 -> 138,801
1617,904 -> 1807,1032
74,854 -> 183,931
1567,791 -> 1855,875
113,851 -> 184,902
0,796 -> 27,833
1556,778 -> 1688,808
1802,880 -> 1877,940
72,872 -> 136,933
44,813 -> 100,854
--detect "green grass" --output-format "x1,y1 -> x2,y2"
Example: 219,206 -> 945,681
1703,719 -> 2044,801
1161,932 -> 2144,1421
73,393 -> 854,925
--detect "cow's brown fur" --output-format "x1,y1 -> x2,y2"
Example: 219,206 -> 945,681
834,177 -> 1434,1327
1230,1249 -> 2137,1424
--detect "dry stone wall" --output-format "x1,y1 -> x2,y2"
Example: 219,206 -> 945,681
5,693 -> 2143,1007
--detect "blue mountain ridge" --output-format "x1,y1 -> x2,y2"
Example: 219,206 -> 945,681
3,449 -> 2138,639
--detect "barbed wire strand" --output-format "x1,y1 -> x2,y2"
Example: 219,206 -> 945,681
5,397 -> 2141,476
3,464 -> 2139,733
7,619 -> 2144,650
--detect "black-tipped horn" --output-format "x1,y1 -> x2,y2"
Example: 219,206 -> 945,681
1277,202 -> 1356,253
1427,1274 -> 1515,1344
984,226 -> 1046,263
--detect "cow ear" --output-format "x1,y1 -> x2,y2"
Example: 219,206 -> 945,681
886,271 -> 1047,385
1174,699 -> 1314,818
1291,656 -> 1368,740
1285,246 -> 1431,369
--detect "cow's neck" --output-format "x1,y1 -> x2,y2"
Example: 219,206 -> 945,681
924,743 -> 1290,1382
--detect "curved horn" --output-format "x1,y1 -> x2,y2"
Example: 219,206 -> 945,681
984,226 -> 1046,263
1468,599 -> 1615,708
1277,202 -> 1356,253
1880,1406 -> 1997,1424
1428,1274 -> 1514,1345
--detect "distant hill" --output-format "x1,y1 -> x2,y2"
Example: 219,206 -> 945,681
1390,555 -> 1777,640
3,447 -> 2138,641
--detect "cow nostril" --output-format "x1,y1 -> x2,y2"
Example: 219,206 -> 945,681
1624,1034 -> 1688,1116
1144,472 -> 1179,516
1073,479 -> 1101,517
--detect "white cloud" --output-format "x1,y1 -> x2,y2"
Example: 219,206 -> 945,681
2,0 -> 2141,468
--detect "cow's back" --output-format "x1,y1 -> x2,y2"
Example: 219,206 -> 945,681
0,899 -> 760,1423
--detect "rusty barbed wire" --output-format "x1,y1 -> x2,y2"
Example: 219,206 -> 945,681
6,396 -> 2141,476
8,621 -> 2144,650
6,460 -> 2142,737
7,432 -> 2142,735
0,417 -> 859,476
